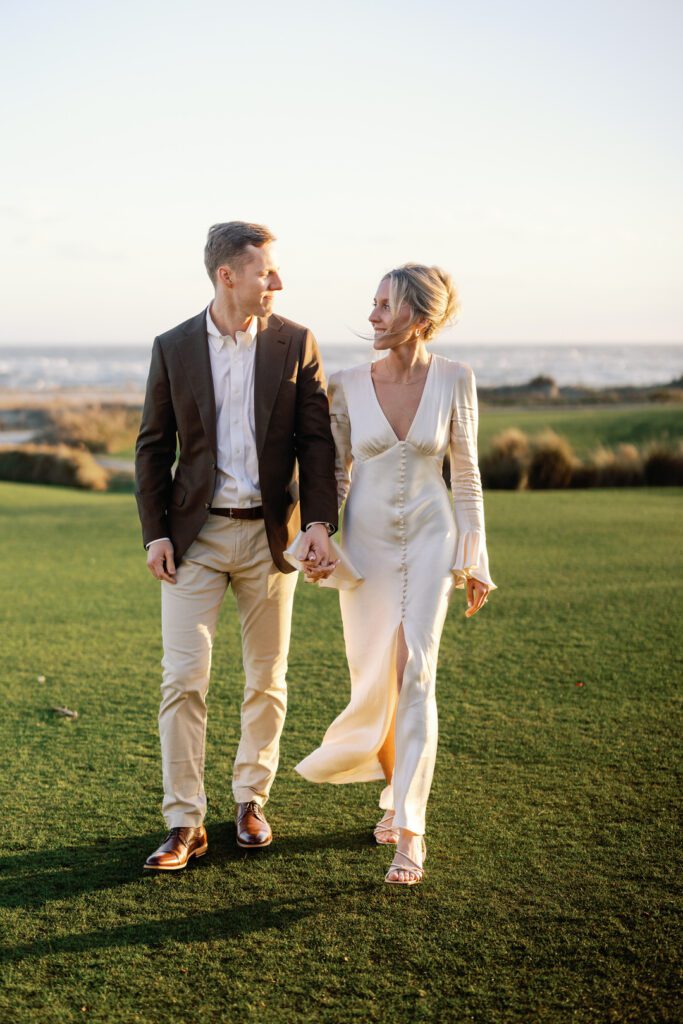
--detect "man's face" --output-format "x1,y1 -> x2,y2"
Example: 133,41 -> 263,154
232,242 -> 283,317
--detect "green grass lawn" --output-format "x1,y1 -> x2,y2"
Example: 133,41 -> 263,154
477,402 -> 683,457
0,483 -> 681,1023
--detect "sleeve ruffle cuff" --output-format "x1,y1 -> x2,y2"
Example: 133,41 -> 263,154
451,530 -> 498,590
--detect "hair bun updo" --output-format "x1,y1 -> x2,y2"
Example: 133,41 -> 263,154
428,265 -> 460,339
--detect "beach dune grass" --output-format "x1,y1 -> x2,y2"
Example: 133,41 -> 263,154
480,429 -> 683,490
34,403 -> 142,455
0,483 -> 680,1023
0,444 -> 109,490
644,441 -> 683,485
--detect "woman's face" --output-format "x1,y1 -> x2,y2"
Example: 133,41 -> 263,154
368,277 -> 414,350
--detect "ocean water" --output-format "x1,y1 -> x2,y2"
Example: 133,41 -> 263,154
0,342 -> 680,393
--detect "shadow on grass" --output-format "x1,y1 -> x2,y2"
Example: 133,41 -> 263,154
1,896 -> 321,964
0,821 -> 373,911
0,823 -> 378,965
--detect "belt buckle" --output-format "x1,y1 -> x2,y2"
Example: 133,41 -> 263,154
228,508 -> 237,519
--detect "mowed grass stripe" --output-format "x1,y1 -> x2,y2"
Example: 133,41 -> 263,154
0,483 -> 681,1023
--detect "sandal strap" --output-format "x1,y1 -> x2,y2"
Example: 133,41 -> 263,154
374,822 -> 399,837
386,847 -> 424,879
373,810 -> 399,838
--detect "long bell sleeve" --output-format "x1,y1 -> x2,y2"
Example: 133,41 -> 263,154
449,365 -> 498,591
328,372 -> 353,510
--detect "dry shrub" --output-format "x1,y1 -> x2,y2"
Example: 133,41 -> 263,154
480,428 -> 529,489
648,388 -> 683,404
569,463 -> 598,488
35,403 -> 141,453
581,443 -> 645,487
643,441 -> 683,485
0,444 -> 109,491
477,429 -> 681,490
527,430 -> 578,489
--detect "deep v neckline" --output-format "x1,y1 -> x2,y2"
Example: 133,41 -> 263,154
369,355 -> 435,444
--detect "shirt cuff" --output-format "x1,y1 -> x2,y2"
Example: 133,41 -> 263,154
145,537 -> 171,549
304,522 -> 335,535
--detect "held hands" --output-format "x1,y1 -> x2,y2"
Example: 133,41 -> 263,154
147,539 -> 177,584
299,524 -> 339,582
465,576 -> 491,617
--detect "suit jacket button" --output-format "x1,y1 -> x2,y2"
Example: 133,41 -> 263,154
205,502 -> 210,509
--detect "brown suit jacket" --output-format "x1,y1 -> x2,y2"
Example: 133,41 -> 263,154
134,309 -> 338,572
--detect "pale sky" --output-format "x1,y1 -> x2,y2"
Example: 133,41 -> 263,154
1,0 -> 681,346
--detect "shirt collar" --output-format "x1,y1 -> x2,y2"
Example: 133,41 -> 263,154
206,305 -> 257,352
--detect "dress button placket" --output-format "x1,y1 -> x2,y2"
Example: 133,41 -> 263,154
399,444 -> 408,619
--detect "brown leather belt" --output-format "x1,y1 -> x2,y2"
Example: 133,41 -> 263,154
209,506 -> 264,520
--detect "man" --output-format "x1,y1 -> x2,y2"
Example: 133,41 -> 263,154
135,222 -> 338,870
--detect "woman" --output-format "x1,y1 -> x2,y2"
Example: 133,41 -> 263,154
295,264 -> 497,885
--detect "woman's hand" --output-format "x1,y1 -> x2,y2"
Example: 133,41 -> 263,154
303,558 -> 339,583
465,577 -> 491,617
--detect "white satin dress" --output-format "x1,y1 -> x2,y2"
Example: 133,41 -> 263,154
295,355 -> 497,835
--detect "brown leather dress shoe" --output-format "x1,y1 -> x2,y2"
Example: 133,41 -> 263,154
143,825 -> 208,871
235,801 -> 272,849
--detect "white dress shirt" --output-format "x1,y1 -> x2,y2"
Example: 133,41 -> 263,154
206,304 -> 261,508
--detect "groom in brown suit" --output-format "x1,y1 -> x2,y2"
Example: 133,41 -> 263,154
135,222 -> 338,870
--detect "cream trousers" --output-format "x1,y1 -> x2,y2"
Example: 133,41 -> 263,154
159,514 -> 298,828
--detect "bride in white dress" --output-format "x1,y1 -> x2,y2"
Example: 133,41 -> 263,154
295,264 -> 497,885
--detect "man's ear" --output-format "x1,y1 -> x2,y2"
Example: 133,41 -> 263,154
217,265 -> 234,288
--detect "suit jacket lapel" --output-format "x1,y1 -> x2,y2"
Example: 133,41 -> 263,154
177,310 -> 217,456
254,314 -> 291,458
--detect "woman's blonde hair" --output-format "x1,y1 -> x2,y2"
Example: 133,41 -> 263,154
383,263 -> 460,341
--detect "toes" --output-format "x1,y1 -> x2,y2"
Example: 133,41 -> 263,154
386,865 -> 421,883
389,869 -> 417,883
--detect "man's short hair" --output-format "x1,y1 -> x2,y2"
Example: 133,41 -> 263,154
204,221 -> 276,283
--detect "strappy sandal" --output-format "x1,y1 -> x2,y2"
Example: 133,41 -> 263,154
373,809 -> 399,845
385,838 -> 426,886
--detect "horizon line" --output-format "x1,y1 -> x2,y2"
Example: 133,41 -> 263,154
0,339 -> 682,349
